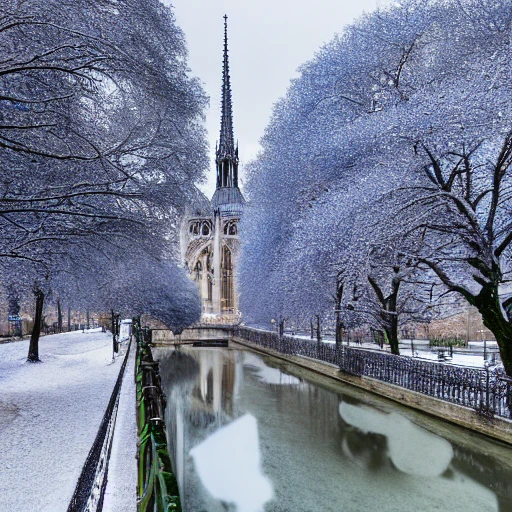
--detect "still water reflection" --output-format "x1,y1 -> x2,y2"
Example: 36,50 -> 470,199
154,346 -> 512,512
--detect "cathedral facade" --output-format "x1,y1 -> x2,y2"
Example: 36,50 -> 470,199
182,16 -> 244,320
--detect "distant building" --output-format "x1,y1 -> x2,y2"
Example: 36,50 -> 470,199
182,16 -> 244,321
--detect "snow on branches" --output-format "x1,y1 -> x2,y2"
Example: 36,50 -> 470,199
240,0 -> 512,371
0,0 -> 207,349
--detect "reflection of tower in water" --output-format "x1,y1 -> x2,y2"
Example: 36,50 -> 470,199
156,347 -> 511,512
194,348 -> 239,421
155,346 -> 243,504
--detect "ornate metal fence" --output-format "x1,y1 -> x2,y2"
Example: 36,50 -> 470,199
134,321 -> 181,512
234,326 -> 512,420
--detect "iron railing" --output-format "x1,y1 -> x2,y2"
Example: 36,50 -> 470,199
134,320 -> 181,512
234,326 -> 512,420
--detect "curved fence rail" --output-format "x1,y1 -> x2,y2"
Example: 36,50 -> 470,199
134,320 -> 181,512
234,326 -> 512,420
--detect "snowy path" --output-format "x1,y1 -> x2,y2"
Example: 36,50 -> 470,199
103,345 -> 137,512
0,329 -> 125,511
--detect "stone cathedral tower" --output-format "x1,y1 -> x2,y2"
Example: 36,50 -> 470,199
182,15 -> 245,321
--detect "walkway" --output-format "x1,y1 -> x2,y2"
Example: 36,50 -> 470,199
0,329 -> 136,511
103,343 -> 137,511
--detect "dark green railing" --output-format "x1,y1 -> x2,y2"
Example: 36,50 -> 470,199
134,320 -> 181,512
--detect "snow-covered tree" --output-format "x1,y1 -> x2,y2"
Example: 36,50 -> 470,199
0,0 -> 207,260
0,0 -> 208,360
240,0 -> 512,372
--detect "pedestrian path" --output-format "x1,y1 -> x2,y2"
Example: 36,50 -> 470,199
0,329 -> 131,511
103,344 -> 137,511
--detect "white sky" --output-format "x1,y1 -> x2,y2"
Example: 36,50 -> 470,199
166,0 -> 388,197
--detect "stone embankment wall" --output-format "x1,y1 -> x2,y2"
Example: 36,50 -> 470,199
152,326 -> 232,344
230,336 -> 511,445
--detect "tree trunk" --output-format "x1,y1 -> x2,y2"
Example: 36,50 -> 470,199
335,280 -> 344,347
475,283 -> 512,377
368,274 -> 401,355
381,274 -> 401,356
112,310 -> 119,355
57,300 -> 63,333
27,289 -> 44,362
67,306 -> 71,332
386,283 -> 400,355
384,319 -> 399,355
86,310 -> 90,330
335,312 -> 344,347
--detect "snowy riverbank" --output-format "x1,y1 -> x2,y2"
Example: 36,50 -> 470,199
0,329 -> 132,511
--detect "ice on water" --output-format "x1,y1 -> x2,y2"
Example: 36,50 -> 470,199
190,413 -> 274,512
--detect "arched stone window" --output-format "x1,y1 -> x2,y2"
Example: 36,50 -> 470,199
189,220 -> 212,237
190,221 -> 200,235
207,275 -> 213,302
194,261 -> 202,281
221,246 -> 234,311
223,220 -> 238,236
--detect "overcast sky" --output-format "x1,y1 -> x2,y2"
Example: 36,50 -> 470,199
166,0 -> 389,197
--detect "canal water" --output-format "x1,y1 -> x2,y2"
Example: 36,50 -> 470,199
153,344 -> 512,512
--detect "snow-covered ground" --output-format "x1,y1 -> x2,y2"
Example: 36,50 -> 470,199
103,345 -> 137,512
396,348 -> 496,368
283,333 -> 498,369
0,329 -> 132,511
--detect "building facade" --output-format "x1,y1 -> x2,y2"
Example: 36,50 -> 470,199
182,16 -> 244,320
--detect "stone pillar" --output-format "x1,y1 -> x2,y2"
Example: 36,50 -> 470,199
200,254 -> 208,314
233,243 -> 240,315
212,211 -> 222,315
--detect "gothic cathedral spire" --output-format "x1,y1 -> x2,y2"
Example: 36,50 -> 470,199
216,14 -> 239,189
183,15 -> 244,319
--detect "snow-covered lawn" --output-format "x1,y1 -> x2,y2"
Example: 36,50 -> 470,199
0,329 -> 123,511
283,332 -> 496,369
